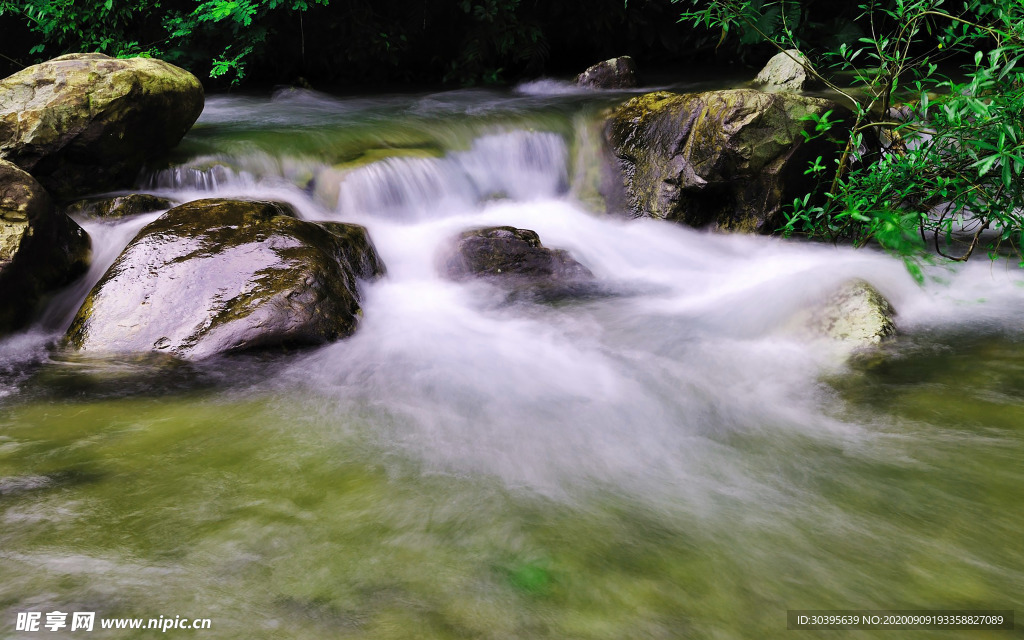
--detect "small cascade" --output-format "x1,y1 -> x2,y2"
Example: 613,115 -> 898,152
145,159 -> 242,191
335,156 -> 477,220
145,152 -> 323,192
330,130 -> 568,220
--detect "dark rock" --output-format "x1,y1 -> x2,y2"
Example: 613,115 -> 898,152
65,198 -> 385,360
442,226 -> 592,283
0,159 -> 90,334
0,53 -> 204,197
321,221 -> 388,280
576,56 -> 638,89
604,89 -> 842,232
64,194 -> 174,219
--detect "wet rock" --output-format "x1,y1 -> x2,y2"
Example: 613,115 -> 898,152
321,221 -> 388,280
442,226 -> 592,283
64,194 -> 174,219
604,89 -> 841,232
810,280 -> 897,347
576,56 -> 638,89
0,53 -> 204,197
1,159 -> 90,334
66,198 -> 386,360
753,49 -> 812,92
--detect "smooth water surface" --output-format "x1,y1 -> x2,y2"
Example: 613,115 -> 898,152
1,82 -> 1022,639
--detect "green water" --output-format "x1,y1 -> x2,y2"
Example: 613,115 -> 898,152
2,335 -> 1021,639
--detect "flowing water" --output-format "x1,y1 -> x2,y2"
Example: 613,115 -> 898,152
1,83 -> 1023,639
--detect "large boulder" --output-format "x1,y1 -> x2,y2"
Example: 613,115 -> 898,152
604,89 -> 841,232
442,226 -> 592,283
576,56 -> 638,89
753,49 -> 812,93
65,199 -> 385,360
1,159 -> 90,334
0,53 -> 204,197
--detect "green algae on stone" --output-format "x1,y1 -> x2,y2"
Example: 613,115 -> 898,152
0,53 -> 204,197
604,89 -> 842,233
65,198 -> 385,360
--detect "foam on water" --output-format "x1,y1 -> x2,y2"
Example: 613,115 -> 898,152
3,90 -> 1024,636
12,91 -> 1024,503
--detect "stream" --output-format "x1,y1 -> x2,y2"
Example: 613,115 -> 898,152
1,82 -> 1022,639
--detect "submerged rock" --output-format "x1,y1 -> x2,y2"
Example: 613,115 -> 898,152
66,198 -> 385,360
576,56 -> 638,89
29,351 -> 214,398
753,49 -> 812,92
604,89 -> 840,232
0,53 -> 204,197
1,159 -> 90,334
64,194 -> 174,219
442,226 -> 592,283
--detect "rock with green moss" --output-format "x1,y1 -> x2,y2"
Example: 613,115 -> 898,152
576,56 -> 638,89
0,53 -> 204,197
1,159 -> 90,334
753,49 -> 812,93
442,226 -> 592,283
65,198 -> 385,360
604,89 -> 841,232
64,194 -> 174,219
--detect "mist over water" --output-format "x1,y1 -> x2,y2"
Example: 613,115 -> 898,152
2,88 -> 1023,639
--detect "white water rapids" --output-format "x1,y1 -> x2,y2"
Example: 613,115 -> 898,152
7,88 -> 1021,500
3,88 -> 1024,639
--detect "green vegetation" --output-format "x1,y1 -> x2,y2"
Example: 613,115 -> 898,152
0,0 -> 692,86
678,0 -> 1024,273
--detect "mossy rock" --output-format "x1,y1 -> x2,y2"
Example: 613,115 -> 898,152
64,194 -> 174,219
441,226 -> 592,283
65,198 -> 386,360
0,53 -> 204,197
604,89 -> 843,233
0,159 -> 90,335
